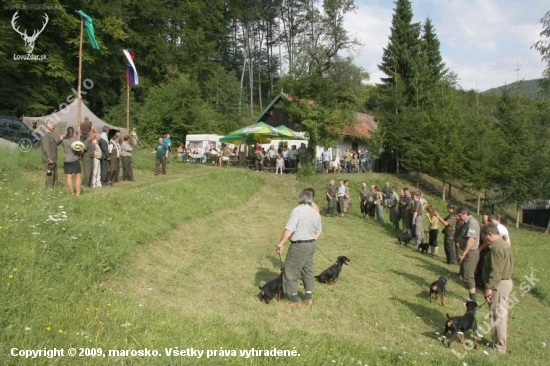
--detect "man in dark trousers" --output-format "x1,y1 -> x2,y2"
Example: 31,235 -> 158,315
81,132 -> 95,188
154,137 -> 167,175
435,203 -> 459,265
456,206 -> 481,302
40,121 -> 63,189
481,222 -> 514,354
99,126 -> 110,186
276,190 -> 322,306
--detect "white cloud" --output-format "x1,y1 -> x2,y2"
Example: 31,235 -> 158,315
347,0 -> 548,91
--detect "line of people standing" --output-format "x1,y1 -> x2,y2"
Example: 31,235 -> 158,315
40,121 -> 134,194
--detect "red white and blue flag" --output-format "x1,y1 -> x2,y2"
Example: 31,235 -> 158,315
123,49 -> 138,86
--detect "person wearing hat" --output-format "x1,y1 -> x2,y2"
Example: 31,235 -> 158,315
40,121 -> 64,189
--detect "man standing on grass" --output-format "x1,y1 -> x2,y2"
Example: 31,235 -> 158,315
154,137 -> 167,175
82,132 -> 96,188
435,203 -> 459,265
325,179 -> 338,217
412,192 -> 424,246
276,190 -> 322,306
456,206 -> 481,302
481,222 -> 514,355
40,120 -> 63,189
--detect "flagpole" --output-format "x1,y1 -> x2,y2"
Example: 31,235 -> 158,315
77,18 -> 83,133
126,84 -> 130,133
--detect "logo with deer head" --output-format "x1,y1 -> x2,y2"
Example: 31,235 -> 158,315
11,11 -> 49,54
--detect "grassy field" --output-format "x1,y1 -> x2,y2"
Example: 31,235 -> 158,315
1,148 -> 549,366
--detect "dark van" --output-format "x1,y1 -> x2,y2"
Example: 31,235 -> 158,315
0,115 -> 39,145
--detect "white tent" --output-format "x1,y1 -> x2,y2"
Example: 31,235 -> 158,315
22,100 -> 126,137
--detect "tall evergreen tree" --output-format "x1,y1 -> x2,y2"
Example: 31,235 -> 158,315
419,18 -> 447,106
375,0 -> 422,172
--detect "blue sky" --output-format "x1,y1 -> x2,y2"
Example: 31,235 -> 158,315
345,0 -> 548,91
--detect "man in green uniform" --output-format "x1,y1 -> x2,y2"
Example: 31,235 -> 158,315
276,190 -> 322,306
154,137 -> 167,175
435,203 -> 459,265
481,223 -> 514,354
82,132 -> 95,188
40,121 -> 63,189
456,206 -> 480,302
325,179 -> 338,217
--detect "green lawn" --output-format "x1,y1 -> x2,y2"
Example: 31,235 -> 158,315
1,148 -> 549,365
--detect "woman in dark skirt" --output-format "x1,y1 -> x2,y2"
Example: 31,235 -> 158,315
62,127 -> 82,196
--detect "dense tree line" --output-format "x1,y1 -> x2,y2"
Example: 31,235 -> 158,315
1,0 -> 549,207
371,0 -> 550,212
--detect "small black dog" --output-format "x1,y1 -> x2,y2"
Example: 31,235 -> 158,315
418,241 -> 429,254
397,233 -> 412,245
258,271 -> 283,304
443,300 -> 479,348
429,276 -> 448,306
315,256 -> 351,284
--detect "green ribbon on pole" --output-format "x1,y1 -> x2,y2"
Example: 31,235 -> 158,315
75,10 -> 100,50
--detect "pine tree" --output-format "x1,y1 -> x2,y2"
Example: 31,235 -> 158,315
375,0 -> 422,172
419,18 -> 448,106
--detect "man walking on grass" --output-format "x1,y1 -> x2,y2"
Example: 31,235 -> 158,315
154,137 -> 167,175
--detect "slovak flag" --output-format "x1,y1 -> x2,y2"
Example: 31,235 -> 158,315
123,49 -> 139,86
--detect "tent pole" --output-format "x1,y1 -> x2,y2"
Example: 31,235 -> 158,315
126,84 -> 130,133
77,18 -> 83,133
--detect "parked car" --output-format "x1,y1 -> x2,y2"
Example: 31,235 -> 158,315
0,114 -> 39,145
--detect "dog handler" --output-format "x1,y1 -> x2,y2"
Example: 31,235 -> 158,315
276,190 -> 322,306
456,206 -> 481,302
481,222 -> 514,354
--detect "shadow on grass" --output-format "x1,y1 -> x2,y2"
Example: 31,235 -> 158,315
401,254 -> 462,284
391,269 -> 430,288
391,296 -> 444,329
255,266 -> 281,287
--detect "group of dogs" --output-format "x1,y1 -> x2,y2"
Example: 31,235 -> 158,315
431,276 -> 482,349
258,236 -> 481,350
258,255 -> 351,303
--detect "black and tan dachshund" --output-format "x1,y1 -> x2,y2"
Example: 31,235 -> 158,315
443,300 -> 479,348
258,271 -> 283,304
315,256 -> 351,284
429,276 -> 448,306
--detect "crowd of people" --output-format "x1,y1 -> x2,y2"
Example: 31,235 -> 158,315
40,119 -> 136,195
175,142 -> 312,172
320,179 -> 515,354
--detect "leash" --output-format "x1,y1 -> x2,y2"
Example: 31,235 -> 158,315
477,299 -> 488,308
278,253 -> 284,270
316,246 -> 335,264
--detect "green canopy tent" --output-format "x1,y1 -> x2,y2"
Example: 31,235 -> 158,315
220,122 -> 282,145
273,125 -> 308,140
219,134 -> 271,145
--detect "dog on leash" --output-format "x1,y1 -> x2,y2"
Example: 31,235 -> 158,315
258,271 -> 283,304
315,256 -> 351,284
443,300 -> 479,348
429,276 -> 448,306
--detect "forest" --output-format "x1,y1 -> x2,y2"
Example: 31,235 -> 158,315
1,0 -> 550,207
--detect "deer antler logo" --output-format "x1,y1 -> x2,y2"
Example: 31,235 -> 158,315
11,11 -> 49,54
